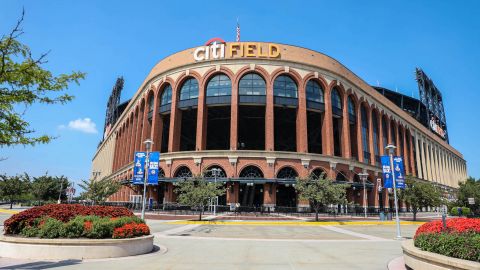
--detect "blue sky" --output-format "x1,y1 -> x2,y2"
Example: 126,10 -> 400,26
1,0 -> 479,185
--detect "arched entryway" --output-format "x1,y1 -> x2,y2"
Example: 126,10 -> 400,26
238,165 -> 264,207
276,167 -> 298,207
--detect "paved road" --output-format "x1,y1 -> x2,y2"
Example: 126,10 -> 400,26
0,214 -> 418,270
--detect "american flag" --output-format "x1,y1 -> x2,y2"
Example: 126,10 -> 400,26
236,22 -> 240,42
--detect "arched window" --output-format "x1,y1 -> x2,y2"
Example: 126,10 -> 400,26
331,88 -> 342,111
306,80 -> 324,103
148,94 -> 154,113
336,172 -> 348,182
348,96 -> 358,160
276,167 -> 298,179
206,74 -> 231,97
391,121 -> 397,146
174,166 -> 192,178
239,73 -> 266,95
382,116 -> 388,148
239,166 -> 264,178
310,168 -> 327,179
372,112 -> 380,164
273,75 -> 297,98
203,165 -> 227,178
361,105 -> 370,164
179,78 -> 198,101
158,168 -> 165,178
161,85 -> 172,105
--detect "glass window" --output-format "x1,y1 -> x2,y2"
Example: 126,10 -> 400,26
206,74 -> 231,97
306,80 -> 324,103
273,75 -> 297,98
382,117 -> 388,148
348,96 -> 355,117
239,73 -> 266,95
372,113 -> 380,159
160,85 -> 172,105
361,105 -> 370,163
331,88 -> 342,110
179,78 -> 199,101
148,95 -> 154,112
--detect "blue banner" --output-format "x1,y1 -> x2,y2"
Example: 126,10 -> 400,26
147,152 -> 160,185
381,156 -> 393,188
393,156 -> 406,189
132,152 -> 146,184
381,155 -> 406,189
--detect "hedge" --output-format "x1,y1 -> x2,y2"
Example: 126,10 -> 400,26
414,218 -> 480,262
450,207 -> 471,216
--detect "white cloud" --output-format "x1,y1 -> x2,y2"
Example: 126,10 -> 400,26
64,118 -> 98,134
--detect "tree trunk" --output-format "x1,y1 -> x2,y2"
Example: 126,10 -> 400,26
315,207 -> 319,222
413,208 -> 417,221
10,200 -> 13,209
199,208 -> 203,221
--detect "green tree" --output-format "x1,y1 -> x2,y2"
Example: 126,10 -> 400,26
175,176 -> 225,220
31,174 -> 69,201
0,10 -> 85,147
78,178 -> 121,204
295,173 -> 348,222
456,177 -> 480,215
398,176 -> 442,221
0,174 -> 31,208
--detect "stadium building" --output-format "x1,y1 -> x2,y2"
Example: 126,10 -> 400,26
91,40 -> 467,211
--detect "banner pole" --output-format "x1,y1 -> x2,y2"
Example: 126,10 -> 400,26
390,154 -> 402,240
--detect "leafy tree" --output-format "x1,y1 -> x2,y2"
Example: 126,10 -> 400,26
456,177 -> 480,215
0,174 -> 31,208
31,174 -> 69,201
398,176 -> 442,221
0,9 -> 85,147
295,173 -> 348,222
175,176 -> 225,220
78,178 -> 121,204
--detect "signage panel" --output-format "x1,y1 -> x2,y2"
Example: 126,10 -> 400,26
147,152 -> 160,185
381,156 -> 405,189
132,152 -> 146,184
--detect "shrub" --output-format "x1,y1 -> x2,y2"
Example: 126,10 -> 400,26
113,223 -> 150,239
414,218 -> 480,262
4,204 -> 134,234
450,207 -> 471,216
37,218 -> 66,239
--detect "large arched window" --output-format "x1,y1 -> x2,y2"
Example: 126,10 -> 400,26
348,96 -> 358,160
148,94 -> 154,113
361,105 -> 370,164
372,112 -> 380,164
382,116 -> 388,148
203,165 -> 227,178
331,88 -> 342,112
239,73 -> 266,95
179,78 -> 199,101
310,168 -> 327,179
206,74 -> 231,97
174,166 -> 192,178
239,166 -> 264,178
306,80 -> 324,103
273,75 -> 297,98
276,167 -> 298,179
160,85 -> 172,105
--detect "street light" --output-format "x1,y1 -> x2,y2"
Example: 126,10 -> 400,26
141,139 -> 153,220
385,144 -> 402,240
358,172 -> 369,219
209,168 -> 221,216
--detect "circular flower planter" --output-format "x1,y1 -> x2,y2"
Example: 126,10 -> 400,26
402,240 -> 480,270
0,235 -> 154,260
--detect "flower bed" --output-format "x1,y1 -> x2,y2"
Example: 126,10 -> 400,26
414,218 -> 480,262
3,204 -> 149,239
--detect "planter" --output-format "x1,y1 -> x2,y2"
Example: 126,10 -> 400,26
0,235 -> 154,260
402,239 -> 480,270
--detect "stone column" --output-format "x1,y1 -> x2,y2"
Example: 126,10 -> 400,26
169,86 -> 181,152
341,94 -> 351,158
356,104 -> 363,163
196,81 -> 207,151
265,79 -> 274,151
402,127 -> 409,175
151,92 -> 163,152
296,81 -> 308,153
263,183 -> 276,209
322,87 -> 334,156
368,108 -> 376,166
230,78 -> 239,150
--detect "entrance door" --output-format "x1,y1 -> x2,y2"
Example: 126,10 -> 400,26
239,184 -> 264,207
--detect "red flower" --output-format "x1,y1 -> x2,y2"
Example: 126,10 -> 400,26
84,221 -> 93,231
414,218 -> 480,239
112,222 -> 150,239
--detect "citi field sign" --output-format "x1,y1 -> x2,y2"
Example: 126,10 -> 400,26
193,38 -> 281,61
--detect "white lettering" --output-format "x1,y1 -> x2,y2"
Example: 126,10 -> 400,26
211,42 -> 220,59
194,47 -> 205,61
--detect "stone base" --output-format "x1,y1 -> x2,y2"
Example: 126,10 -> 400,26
0,235 -> 154,260
402,239 -> 480,270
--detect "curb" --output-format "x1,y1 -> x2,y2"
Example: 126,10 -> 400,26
165,220 -> 426,226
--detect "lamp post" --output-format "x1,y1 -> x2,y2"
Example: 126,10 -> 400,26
141,139 -> 153,220
210,168 -> 221,216
358,172 -> 369,219
385,144 -> 402,240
